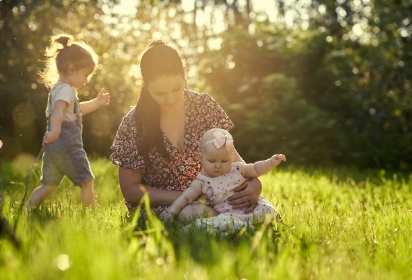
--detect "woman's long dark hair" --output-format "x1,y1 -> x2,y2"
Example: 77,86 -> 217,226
135,40 -> 186,160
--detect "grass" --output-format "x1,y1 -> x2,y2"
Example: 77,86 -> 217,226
1,157 -> 412,279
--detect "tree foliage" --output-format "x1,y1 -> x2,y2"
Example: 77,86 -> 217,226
0,0 -> 411,170
196,0 -> 412,169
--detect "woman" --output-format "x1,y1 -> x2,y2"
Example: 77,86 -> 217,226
110,40 -> 262,223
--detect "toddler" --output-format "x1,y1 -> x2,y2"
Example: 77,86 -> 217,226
27,33 -> 110,208
161,128 -> 286,223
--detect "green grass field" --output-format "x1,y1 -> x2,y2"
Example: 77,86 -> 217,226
1,157 -> 411,279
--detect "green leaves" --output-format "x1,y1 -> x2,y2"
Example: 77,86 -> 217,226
1,0 -> 410,169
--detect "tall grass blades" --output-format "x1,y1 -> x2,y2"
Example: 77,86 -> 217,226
1,159 -> 411,279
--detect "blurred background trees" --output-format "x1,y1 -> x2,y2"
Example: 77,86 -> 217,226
0,0 -> 411,170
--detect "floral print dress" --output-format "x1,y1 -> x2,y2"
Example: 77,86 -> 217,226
110,89 -> 234,216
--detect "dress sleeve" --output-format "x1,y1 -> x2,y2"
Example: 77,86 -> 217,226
110,108 -> 145,169
203,94 -> 234,131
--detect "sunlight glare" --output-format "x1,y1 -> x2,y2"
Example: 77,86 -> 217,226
113,0 -> 137,16
182,0 -> 194,12
251,0 -> 277,22
112,0 -> 305,34
352,23 -> 364,37
109,0 -> 311,48
207,37 -> 223,51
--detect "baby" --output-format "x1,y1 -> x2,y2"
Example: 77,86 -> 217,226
161,128 -> 286,224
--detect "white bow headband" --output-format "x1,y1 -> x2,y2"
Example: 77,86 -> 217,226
202,131 -> 234,151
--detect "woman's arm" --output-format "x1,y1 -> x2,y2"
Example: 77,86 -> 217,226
118,166 -> 182,206
120,166 -> 216,222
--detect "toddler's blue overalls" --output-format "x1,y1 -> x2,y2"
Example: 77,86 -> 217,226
41,96 -> 94,186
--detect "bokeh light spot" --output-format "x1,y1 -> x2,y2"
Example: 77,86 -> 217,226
12,103 -> 36,127
92,114 -> 113,136
54,254 -> 71,271
12,153 -> 35,176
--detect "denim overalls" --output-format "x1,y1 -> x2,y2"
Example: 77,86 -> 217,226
41,86 -> 94,186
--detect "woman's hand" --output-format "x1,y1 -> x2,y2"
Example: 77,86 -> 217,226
227,177 -> 262,213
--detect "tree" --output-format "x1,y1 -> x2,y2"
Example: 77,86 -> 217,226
1,0 -> 410,170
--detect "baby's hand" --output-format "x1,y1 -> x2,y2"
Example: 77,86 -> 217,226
96,88 -> 110,106
270,154 -> 286,166
43,131 -> 59,144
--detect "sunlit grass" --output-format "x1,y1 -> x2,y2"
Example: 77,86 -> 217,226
1,158 -> 412,279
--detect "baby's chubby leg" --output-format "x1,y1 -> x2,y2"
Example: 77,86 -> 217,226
160,204 -> 217,225
27,184 -> 58,208
160,204 -> 217,224
177,204 -> 217,224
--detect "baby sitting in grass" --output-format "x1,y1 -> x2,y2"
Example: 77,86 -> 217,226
161,128 -> 286,224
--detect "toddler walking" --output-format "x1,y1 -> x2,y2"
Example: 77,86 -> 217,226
161,128 -> 286,224
27,33 -> 110,208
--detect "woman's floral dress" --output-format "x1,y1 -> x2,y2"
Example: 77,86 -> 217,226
110,89 -> 234,216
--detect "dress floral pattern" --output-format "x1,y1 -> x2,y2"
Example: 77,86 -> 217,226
110,89 -> 234,216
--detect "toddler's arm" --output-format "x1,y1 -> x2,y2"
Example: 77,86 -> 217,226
43,100 -> 67,144
80,88 -> 110,115
162,179 -> 203,220
241,154 -> 286,178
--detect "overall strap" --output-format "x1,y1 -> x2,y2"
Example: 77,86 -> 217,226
74,97 -> 82,126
